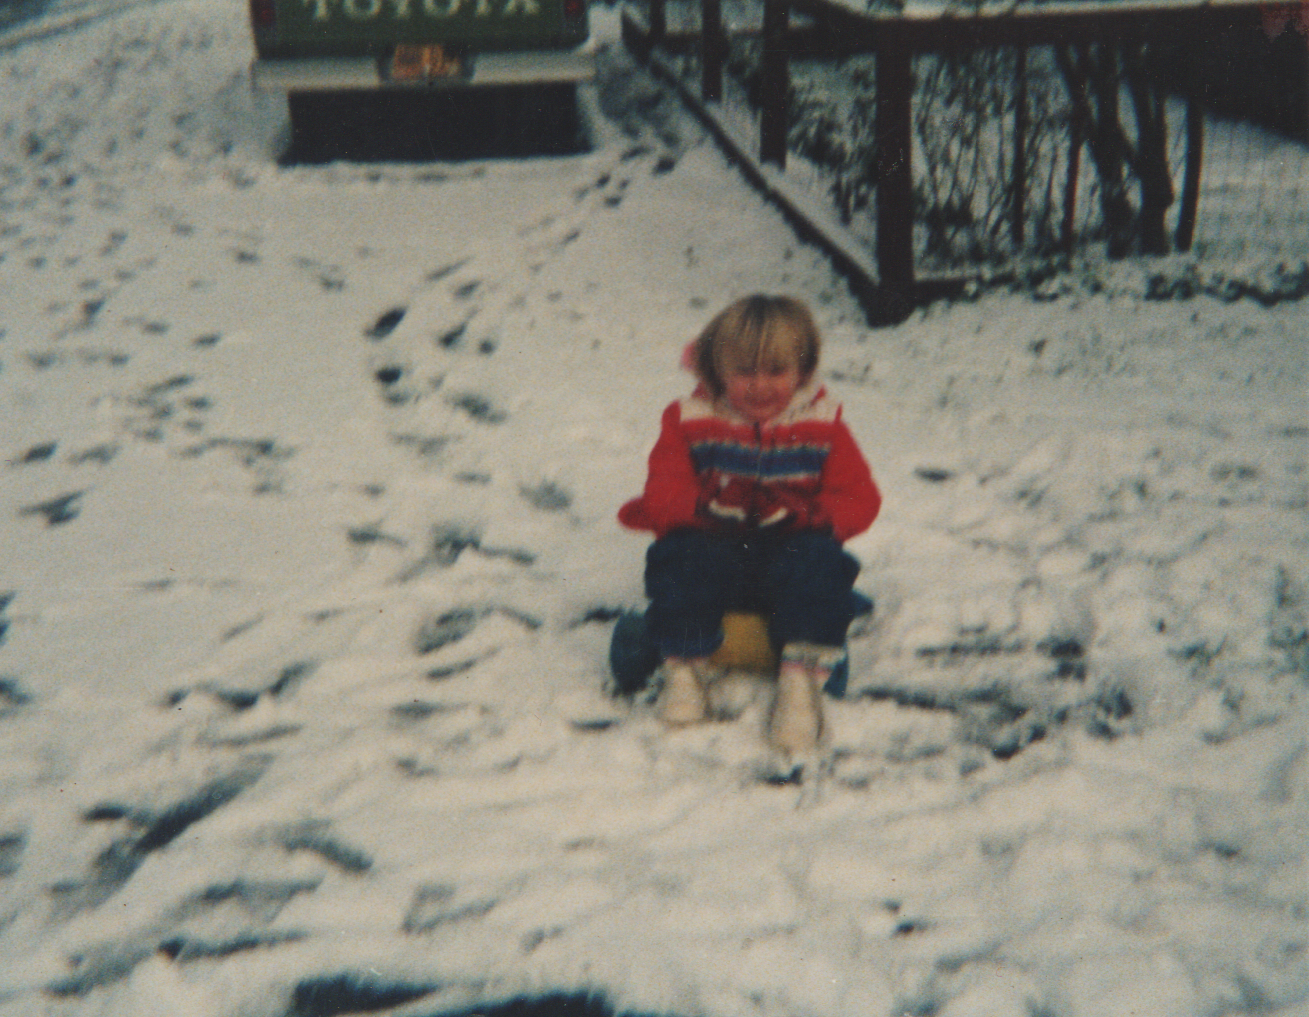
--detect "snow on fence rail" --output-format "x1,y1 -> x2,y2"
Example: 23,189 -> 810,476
621,0 -> 1309,321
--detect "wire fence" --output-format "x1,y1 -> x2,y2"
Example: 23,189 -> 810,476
627,0 -> 1309,289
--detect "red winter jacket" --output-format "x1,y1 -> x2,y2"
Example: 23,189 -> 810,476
619,385 -> 880,542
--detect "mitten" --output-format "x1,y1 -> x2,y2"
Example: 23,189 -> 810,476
701,476 -> 755,527
754,487 -> 831,533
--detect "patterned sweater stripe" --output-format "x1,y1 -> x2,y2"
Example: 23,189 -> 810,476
689,441 -> 830,482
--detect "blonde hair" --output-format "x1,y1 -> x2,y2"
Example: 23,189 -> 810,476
691,294 -> 821,397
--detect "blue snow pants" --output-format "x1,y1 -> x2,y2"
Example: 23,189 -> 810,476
644,528 -> 861,659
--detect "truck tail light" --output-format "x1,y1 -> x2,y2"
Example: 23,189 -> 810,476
250,0 -> 276,29
563,0 -> 584,19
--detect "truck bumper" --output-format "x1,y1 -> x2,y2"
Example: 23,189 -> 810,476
251,46 -> 595,92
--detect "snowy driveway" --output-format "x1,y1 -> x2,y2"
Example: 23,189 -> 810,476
0,1 -> 1306,1015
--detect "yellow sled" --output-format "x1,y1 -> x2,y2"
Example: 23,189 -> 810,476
607,591 -> 871,698
707,611 -> 778,674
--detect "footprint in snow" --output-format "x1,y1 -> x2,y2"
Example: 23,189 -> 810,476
603,181 -> 629,208
127,317 -> 169,336
287,975 -> 438,1017
0,831 -> 25,877
201,722 -> 303,749
575,170 -> 609,198
293,256 -> 344,292
158,929 -> 306,963
437,320 -> 469,348
365,306 -> 407,340
19,491 -> 84,525
46,867 -> 314,995
347,523 -> 406,549
448,392 -> 506,424
271,820 -> 372,873
189,876 -> 321,923
426,656 -> 486,681
374,367 -> 444,407
413,605 -> 541,661
50,760 -> 271,921
389,432 -> 452,462
0,675 -> 30,715
570,718 -> 619,732
414,608 -> 480,655
394,524 -> 535,583
373,364 -> 417,404
426,260 -> 467,283
519,480 -> 571,512
391,700 -> 462,720
402,884 -> 496,933
200,659 -> 317,712
11,442 -> 57,465
78,298 -> 105,326
178,437 -> 294,495
69,443 -> 118,466
100,230 -> 127,257
27,351 -> 59,369
569,606 -> 624,628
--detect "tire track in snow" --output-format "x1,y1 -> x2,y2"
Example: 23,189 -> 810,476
0,61 -> 715,1009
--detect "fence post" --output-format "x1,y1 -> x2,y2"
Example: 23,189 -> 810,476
1175,96 -> 1203,251
759,0 -> 789,167
875,42 -> 914,300
702,0 -> 723,102
1012,46 -> 1028,247
1062,109 -> 1082,256
649,0 -> 665,45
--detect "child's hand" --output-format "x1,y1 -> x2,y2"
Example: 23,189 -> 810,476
757,504 -> 791,528
701,477 -> 754,528
705,499 -> 749,524
754,488 -> 831,533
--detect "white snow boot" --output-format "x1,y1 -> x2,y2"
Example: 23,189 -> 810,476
768,643 -> 842,754
658,657 -> 711,727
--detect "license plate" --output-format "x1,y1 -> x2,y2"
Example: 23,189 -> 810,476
391,44 -> 464,82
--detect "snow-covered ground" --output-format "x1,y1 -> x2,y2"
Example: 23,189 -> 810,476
0,1 -> 1306,1015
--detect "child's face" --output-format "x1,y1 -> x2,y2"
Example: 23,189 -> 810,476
723,362 -> 803,423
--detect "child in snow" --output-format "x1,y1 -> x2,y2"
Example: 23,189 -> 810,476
619,294 -> 881,754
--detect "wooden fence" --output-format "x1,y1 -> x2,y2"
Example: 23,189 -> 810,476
622,0 -> 1304,321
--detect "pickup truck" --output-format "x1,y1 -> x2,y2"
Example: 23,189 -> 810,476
248,0 -> 593,94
